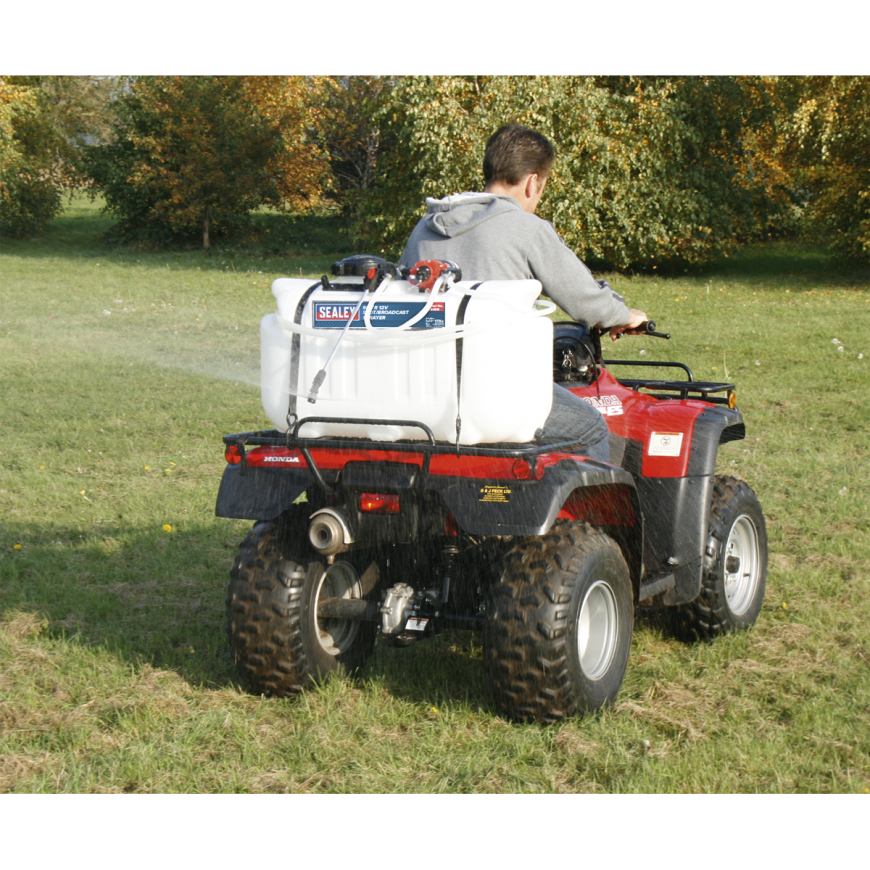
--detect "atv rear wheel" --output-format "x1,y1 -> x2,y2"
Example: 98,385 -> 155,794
483,522 -> 633,723
226,514 -> 378,697
668,475 -> 767,641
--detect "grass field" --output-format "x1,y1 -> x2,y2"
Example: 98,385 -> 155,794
2,196 -> 870,799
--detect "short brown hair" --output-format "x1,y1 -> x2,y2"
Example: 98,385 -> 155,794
483,124 -> 555,186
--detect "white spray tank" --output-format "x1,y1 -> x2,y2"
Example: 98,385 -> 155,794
260,257 -> 555,444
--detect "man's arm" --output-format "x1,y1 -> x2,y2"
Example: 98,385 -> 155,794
527,220 -> 632,328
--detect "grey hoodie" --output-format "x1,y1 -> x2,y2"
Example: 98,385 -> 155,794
399,192 -> 630,328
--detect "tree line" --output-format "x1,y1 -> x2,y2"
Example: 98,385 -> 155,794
2,75 -> 868,267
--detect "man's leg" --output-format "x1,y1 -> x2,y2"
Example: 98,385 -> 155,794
535,383 -> 611,462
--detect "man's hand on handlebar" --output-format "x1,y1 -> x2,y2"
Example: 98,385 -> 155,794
608,309 -> 649,341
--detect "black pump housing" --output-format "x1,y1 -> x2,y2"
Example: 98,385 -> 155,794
331,255 -> 395,278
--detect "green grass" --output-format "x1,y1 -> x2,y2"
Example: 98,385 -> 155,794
2,195 -> 870,794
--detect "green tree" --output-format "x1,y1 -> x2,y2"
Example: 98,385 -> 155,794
38,76 -> 118,161
0,76 -> 114,236
356,75 -> 793,269
87,76 -> 327,248
0,77 -> 66,238
788,76 -> 870,261
0,80 -> 33,157
314,76 -> 392,222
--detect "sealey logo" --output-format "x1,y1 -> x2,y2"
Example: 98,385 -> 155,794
315,303 -> 361,322
581,395 -> 624,416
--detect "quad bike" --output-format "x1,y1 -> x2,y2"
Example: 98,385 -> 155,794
216,256 -> 768,723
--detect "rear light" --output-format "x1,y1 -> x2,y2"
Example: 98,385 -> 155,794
512,459 -> 533,480
359,492 -> 400,514
225,444 -> 243,465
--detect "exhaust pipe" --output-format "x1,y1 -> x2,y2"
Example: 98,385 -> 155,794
309,508 -> 353,555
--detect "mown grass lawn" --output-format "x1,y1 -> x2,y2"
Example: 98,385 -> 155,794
1,196 -> 869,798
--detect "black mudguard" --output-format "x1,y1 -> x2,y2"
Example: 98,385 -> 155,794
215,464 -> 313,520
627,405 -> 745,605
429,459 -> 644,596
429,460 -> 638,537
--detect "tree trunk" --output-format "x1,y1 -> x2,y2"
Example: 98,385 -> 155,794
203,206 -> 210,249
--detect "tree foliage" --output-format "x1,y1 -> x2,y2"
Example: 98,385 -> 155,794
244,76 -> 330,211
0,81 -> 33,163
28,76 -> 118,178
313,76 -> 392,220
0,76 -> 113,236
86,76 -> 327,248
38,74 -> 870,265
788,76 -> 870,261
356,75 -> 793,268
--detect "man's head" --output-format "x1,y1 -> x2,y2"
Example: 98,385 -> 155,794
483,124 -> 554,214
483,124 -> 555,188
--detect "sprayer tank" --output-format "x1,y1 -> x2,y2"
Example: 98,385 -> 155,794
260,276 -> 553,444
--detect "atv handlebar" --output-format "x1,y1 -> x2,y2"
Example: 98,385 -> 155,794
639,320 -> 670,339
613,320 -> 670,340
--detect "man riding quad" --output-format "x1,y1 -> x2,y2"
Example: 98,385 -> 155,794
218,124 -> 767,725
399,123 -> 649,461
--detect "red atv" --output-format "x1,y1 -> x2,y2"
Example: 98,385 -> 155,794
216,258 -> 767,723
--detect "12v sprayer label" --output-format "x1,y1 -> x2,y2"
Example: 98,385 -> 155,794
313,301 -> 446,329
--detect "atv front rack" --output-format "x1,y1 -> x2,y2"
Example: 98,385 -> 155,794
603,359 -> 735,405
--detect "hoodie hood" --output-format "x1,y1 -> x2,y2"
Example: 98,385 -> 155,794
421,192 -> 522,238
401,189 -> 632,329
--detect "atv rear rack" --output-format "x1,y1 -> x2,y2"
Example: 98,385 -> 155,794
603,359 -> 735,404
222,418 -> 601,494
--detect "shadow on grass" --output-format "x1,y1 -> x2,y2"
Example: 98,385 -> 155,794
589,240 -> 870,287
0,519 -> 245,690
2,197 -> 361,277
1,515 -> 740,715
9,197 -> 867,290
1,519 -> 497,712
702,241 -> 870,286
363,630 -> 495,714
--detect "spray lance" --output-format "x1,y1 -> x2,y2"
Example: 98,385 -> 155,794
307,262 -> 397,403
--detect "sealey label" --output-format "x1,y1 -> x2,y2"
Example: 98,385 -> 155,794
313,300 -> 446,329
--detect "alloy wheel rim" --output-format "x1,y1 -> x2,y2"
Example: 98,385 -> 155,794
314,562 -> 361,655
723,514 -> 761,615
577,580 -> 618,680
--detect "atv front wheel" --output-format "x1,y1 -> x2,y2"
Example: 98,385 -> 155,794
226,514 -> 378,696
483,522 -> 633,723
668,475 -> 768,641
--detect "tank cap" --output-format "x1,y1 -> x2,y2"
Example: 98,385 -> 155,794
332,255 -> 395,278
